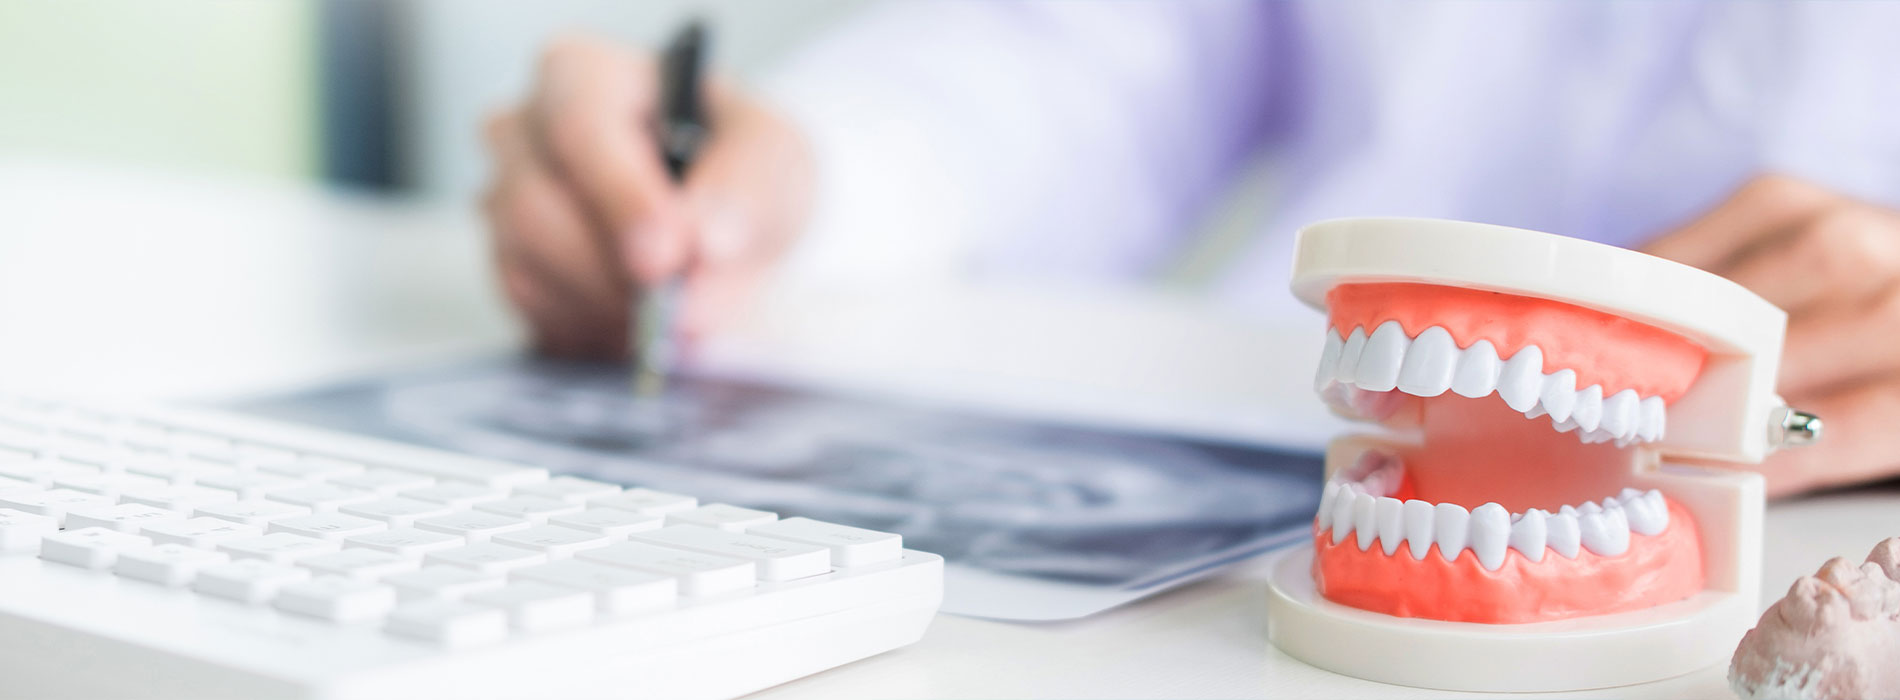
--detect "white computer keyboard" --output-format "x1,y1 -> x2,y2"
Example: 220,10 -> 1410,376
0,397 -> 943,700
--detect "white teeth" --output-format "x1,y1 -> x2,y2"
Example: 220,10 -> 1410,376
1396,326 -> 1458,397
1469,503 -> 1511,570
1498,346 -> 1544,412
1510,509 -> 1548,563
1330,488 -> 1356,545
1622,488 -> 1669,536
1335,327 -> 1368,385
1354,494 -> 1379,551
1433,503 -> 1469,562
1316,329 -> 1344,393
1317,481 -> 1342,531
1579,508 -> 1631,556
1403,500 -> 1435,559
1450,339 -> 1501,399
1356,321 -> 1410,392
1602,390 -> 1638,439
1572,385 -> 1603,433
1578,501 -> 1602,516
1547,511 -> 1582,558
1540,369 -> 1578,423
1313,327 -> 1669,444
1376,497 -> 1405,556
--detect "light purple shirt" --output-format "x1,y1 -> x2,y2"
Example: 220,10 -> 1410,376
765,1 -> 1900,316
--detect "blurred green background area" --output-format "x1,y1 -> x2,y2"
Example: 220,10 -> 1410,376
0,0 -> 320,180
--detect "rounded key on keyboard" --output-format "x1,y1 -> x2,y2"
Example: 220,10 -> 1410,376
465,582 -> 594,632
268,513 -> 388,542
122,455 -> 231,485
259,456 -> 365,481
385,599 -> 508,646
547,508 -> 664,539
0,507 -> 58,552
197,473 -> 304,500
332,470 -> 433,496
577,542 -> 755,596
664,503 -> 777,533
196,500 -> 312,527
490,525 -> 611,559
141,517 -> 263,548
64,503 -> 182,533
415,511 -> 531,543
265,484 -> 378,513
231,444 -> 297,468
300,548 -> 422,581
473,496 -> 581,525
114,543 -> 230,586
425,543 -> 548,576
742,517 -> 904,568
119,485 -> 238,513
591,488 -> 696,516
510,560 -> 676,615
0,459 -> 95,488
274,576 -> 398,622
345,527 -> 464,557
512,476 -> 621,504
1,488 -> 114,523
399,483 -> 505,508
384,565 -> 506,602
218,533 -> 339,565
51,472 -> 167,499
192,559 -> 310,603
340,497 -> 454,528
41,527 -> 151,569
632,526 -> 829,581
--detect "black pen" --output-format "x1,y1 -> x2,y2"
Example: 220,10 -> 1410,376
633,20 -> 710,397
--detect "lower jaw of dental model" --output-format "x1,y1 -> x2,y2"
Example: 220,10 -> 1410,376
1309,282 -> 1710,624
1730,538 -> 1900,700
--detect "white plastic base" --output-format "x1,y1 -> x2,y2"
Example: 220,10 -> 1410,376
1265,546 -> 1752,692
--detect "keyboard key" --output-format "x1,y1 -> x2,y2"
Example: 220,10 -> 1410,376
491,525 -> 611,559
399,483 -> 505,508
269,513 -> 387,541
41,527 -> 151,569
474,496 -> 581,525
0,488 -> 113,522
425,543 -> 548,576
340,497 -> 453,528
193,559 -> 310,604
0,507 -> 58,552
196,500 -> 311,526
333,470 -> 433,496
300,548 -> 421,581
513,476 -> 620,503
512,560 -> 675,614
167,432 -> 236,462
592,488 -> 696,515
415,511 -> 531,543
745,517 -> 904,568
0,459 -> 92,488
382,456 -> 546,490
548,508 -> 664,539
665,503 -> 776,533
265,484 -> 377,512
218,533 -> 339,565
345,527 -> 464,557
385,565 -> 505,602
119,484 -> 238,513
141,517 -> 262,548
258,456 -> 364,481
633,526 -> 830,581
230,444 -> 297,467
197,472 -> 304,500
122,455 -> 231,484
113,543 -> 229,586
466,582 -> 594,632
51,472 -> 167,498
274,576 -> 397,622
64,503 -> 181,533
386,599 -> 508,646
578,542 -> 754,596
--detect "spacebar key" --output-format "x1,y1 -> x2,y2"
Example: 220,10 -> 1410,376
631,525 -> 830,581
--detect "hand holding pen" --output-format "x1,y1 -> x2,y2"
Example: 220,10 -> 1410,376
480,29 -> 815,362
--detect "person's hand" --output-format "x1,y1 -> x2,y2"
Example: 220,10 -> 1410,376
1644,175 -> 1900,496
482,34 -> 813,359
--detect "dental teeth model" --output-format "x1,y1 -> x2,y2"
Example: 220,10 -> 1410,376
1730,538 -> 1900,700
1265,218 -> 1819,692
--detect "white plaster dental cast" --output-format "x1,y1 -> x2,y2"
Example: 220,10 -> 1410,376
1731,538 -> 1900,700
1265,218 -> 1820,692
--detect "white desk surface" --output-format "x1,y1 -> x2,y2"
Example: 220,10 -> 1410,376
4,161 -> 1895,700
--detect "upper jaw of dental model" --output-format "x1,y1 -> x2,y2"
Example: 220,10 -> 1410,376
1317,459 -> 1670,571
1315,322 -> 1669,446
